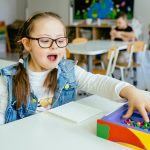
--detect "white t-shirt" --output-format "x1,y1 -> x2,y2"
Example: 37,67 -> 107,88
27,68 -> 53,112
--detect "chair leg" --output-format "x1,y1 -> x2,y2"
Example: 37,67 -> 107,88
130,68 -> 134,79
120,68 -> 125,81
125,69 -> 130,78
133,68 -> 137,86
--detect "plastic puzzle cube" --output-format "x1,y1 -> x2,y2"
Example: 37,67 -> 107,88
97,104 -> 150,150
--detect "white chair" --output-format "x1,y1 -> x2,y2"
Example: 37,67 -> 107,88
92,47 -> 119,76
115,41 -> 147,84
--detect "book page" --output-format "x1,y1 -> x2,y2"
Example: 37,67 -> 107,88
48,102 -> 102,123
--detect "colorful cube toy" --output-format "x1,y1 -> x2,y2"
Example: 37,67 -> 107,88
97,104 -> 150,150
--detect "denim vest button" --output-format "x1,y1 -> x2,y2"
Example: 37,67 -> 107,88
64,84 -> 70,90
32,98 -> 37,103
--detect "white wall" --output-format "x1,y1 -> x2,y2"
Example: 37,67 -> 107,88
0,0 -> 26,24
0,0 -> 17,24
27,0 -> 70,25
134,0 -> 150,42
17,0 -> 27,20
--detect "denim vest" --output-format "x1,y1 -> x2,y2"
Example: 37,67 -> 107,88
0,58 -> 77,123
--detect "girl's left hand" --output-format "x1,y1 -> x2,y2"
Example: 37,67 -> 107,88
120,86 -> 150,122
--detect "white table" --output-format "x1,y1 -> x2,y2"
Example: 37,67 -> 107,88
68,40 -> 128,71
0,95 -> 131,150
0,59 -> 16,69
0,52 -> 18,61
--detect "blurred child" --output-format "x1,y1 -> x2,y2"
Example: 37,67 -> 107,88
110,11 -> 135,41
110,11 -> 136,64
0,12 -> 150,125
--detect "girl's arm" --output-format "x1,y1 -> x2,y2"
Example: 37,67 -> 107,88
119,31 -> 136,41
0,76 -> 8,125
75,65 -> 130,102
75,66 -> 150,122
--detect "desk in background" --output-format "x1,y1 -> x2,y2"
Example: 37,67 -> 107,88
0,95 -> 131,150
0,58 -> 16,69
0,52 -> 18,61
68,40 -> 128,71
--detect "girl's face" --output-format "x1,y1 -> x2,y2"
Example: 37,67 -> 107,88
24,17 -> 67,72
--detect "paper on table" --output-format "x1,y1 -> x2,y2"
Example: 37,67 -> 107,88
48,102 -> 102,123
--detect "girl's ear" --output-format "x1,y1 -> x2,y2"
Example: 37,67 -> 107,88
21,37 -> 31,52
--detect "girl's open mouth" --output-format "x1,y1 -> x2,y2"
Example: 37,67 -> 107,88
47,55 -> 57,61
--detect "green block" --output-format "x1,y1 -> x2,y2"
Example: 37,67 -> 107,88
97,123 -> 110,139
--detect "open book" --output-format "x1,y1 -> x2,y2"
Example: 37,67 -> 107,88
48,101 -> 102,123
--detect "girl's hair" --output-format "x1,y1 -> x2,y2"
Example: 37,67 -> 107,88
14,12 -> 66,108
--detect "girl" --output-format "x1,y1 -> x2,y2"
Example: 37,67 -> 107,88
0,12 -> 150,125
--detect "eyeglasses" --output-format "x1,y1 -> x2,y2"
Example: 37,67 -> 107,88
27,36 -> 68,48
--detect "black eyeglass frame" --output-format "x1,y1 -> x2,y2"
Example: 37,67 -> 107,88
26,36 -> 68,48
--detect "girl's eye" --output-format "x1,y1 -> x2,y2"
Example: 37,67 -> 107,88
57,39 -> 65,43
58,40 -> 64,43
40,38 -> 50,43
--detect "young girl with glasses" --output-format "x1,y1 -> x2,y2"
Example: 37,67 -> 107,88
0,12 -> 150,124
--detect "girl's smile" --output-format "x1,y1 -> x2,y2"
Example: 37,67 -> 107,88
47,54 -> 58,61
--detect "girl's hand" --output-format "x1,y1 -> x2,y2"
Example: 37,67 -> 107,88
120,86 -> 150,122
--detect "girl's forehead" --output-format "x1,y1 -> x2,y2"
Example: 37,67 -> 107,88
33,17 -> 63,28
31,17 -> 65,36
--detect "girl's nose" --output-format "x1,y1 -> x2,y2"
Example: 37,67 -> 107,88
51,41 -> 58,49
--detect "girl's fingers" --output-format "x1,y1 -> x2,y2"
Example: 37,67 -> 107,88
145,105 -> 150,113
138,106 -> 149,122
123,104 -> 149,122
122,106 -> 134,119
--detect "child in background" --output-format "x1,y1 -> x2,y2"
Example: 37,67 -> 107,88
100,12 -> 136,68
110,12 -> 135,41
110,11 -> 136,64
0,12 -> 150,125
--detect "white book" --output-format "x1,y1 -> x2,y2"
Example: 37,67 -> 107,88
48,102 -> 102,123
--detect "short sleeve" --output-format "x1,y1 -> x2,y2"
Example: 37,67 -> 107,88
125,26 -> 133,32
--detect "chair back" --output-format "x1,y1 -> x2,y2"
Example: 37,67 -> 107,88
127,41 -> 146,53
65,48 -> 71,59
72,37 -> 88,44
106,47 -> 117,76
127,41 -> 147,67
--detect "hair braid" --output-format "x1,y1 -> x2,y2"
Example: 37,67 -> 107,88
13,50 -> 30,109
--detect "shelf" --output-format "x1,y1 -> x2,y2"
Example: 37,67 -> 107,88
67,24 -> 111,41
